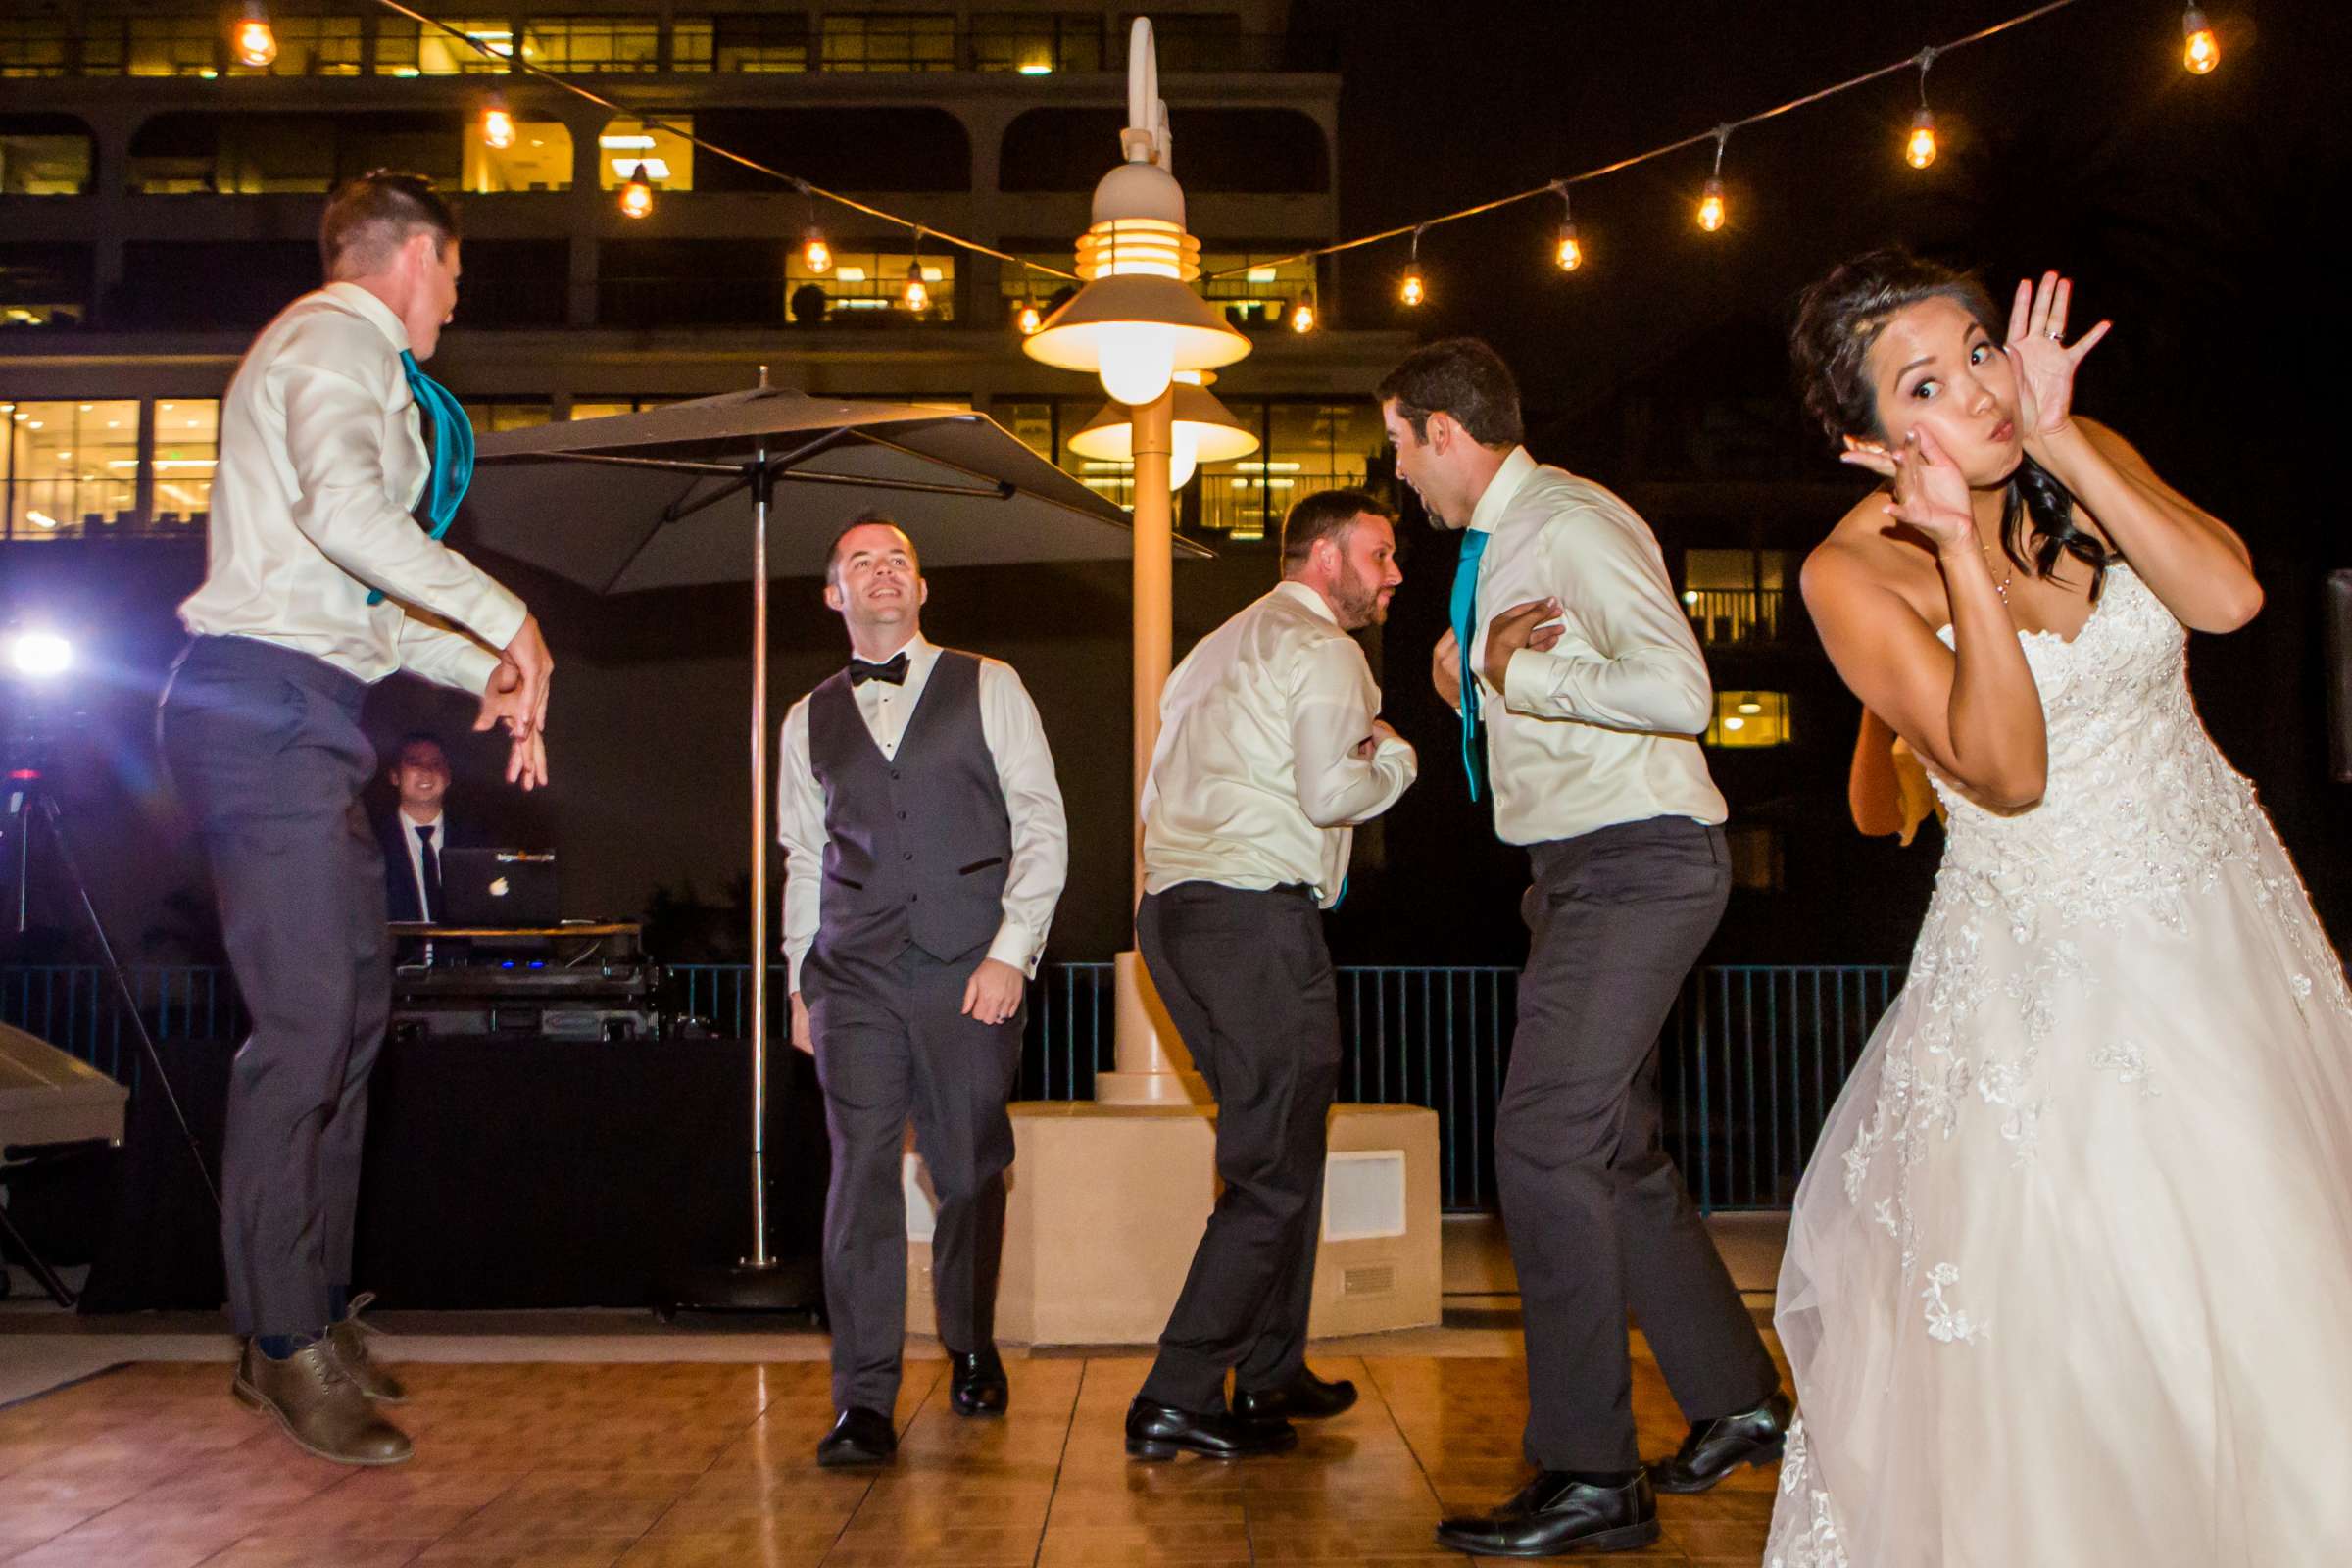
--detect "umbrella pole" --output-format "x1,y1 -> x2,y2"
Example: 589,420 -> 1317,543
654,444 -> 822,1321
747,445 -> 773,1271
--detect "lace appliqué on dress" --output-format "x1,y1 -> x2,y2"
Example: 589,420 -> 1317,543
1765,1419 -> 1851,1568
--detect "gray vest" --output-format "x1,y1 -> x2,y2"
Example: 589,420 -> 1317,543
806,649 -> 1012,970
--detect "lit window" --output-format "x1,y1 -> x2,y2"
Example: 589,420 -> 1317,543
0,18 -> 73,77
3,399 -> 145,539
784,249 -> 955,321
149,399 -> 219,527
227,16 -> 364,76
376,17 -> 518,75
520,17 -> 662,74
819,14 -> 956,73
1196,252 -> 1316,329
127,17 -> 224,77
596,117 -> 694,191
461,401 -> 553,435
972,14 -> 1103,74
1706,691 -> 1793,749
464,118 -> 572,193
570,398 -> 689,420
669,19 -> 714,71
1683,548 -> 1791,645
0,245 -> 89,326
0,125 -> 92,194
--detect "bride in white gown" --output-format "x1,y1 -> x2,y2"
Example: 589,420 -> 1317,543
1765,253 -> 2352,1566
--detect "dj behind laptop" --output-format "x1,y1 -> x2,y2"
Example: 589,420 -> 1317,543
388,848 -> 662,1043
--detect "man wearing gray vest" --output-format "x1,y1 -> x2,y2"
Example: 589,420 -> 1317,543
778,514 -> 1068,1467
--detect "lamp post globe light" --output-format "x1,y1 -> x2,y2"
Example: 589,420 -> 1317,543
1024,17 -> 1252,1103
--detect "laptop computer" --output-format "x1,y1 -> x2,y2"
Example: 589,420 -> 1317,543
439,848 -> 560,928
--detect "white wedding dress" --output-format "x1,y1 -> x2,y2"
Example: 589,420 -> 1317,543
1765,564 -> 2352,1566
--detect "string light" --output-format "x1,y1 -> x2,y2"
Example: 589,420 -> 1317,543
1016,300 -> 1043,335
903,232 -> 930,313
1399,224 -> 1427,307
1551,183 -> 1583,271
617,162 -> 653,220
795,184 -> 832,274
1697,127 -> 1729,233
1290,290 -> 1317,333
1904,49 -> 1939,168
232,1 -> 277,68
481,93 -> 516,151
2182,6 -> 2219,74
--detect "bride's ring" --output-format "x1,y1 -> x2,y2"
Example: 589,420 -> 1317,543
2046,329 -> 2063,341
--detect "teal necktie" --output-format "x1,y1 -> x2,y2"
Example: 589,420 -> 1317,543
1449,527 -> 1490,799
368,350 -> 474,606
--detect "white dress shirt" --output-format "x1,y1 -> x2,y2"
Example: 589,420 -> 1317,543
397,807 -> 445,920
178,281 -> 527,691
777,634 -> 1068,992
1143,581 -> 1418,906
1465,446 -> 1727,845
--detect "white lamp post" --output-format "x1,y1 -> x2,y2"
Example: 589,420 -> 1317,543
1023,16 -> 1251,1103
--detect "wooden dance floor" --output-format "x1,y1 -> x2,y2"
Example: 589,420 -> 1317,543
0,1343 -> 1780,1566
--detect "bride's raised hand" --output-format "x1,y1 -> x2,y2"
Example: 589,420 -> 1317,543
2003,270 -> 2111,449
1881,428 -> 1978,555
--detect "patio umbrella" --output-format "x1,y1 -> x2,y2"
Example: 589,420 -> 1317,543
461,383 -> 1207,1312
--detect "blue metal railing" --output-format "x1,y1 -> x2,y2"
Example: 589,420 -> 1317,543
5,961 -> 1901,1212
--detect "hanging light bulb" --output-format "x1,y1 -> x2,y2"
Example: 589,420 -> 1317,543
1016,299 -> 1044,335
1289,290 -> 1317,333
1696,177 -> 1727,233
231,1 -> 277,68
903,258 -> 930,314
481,94 -> 516,151
618,163 -> 653,220
1551,184 -> 1582,271
802,228 -> 832,274
2182,6 -> 2219,74
1399,223 -> 1428,307
1903,49 -> 1939,169
1697,126 -> 1731,233
1905,107 -> 1939,169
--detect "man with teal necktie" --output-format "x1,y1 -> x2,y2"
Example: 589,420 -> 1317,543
1379,340 -> 1786,1559
164,172 -> 553,1466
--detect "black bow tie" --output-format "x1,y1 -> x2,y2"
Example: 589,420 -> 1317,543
848,653 -> 910,687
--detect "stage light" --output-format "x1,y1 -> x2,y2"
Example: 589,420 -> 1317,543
232,2 -> 277,68
2182,7 -> 2219,74
618,164 -> 653,219
802,227 -> 832,274
482,95 -> 516,151
1697,177 -> 1727,232
1290,291 -> 1317,333
7,632 -> 73,680
902,258 -> 929,313
1906,108 -> 1939,169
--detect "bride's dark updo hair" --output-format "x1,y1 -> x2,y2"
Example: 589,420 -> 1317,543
1789,246 -> 2109,600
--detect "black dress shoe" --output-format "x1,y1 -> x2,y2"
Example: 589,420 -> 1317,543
1644,1390 -> 1792,1494
1434,1470 -> 1660,1557
949,1347 -> 1009,1418
1124,1397 -> 1298,1461
1231,1367 -> 1357,1422
815,1407 -> 897,1467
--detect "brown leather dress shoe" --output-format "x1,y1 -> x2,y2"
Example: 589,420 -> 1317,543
232,1339 -> 414,1466
328,1293 -> 409,1405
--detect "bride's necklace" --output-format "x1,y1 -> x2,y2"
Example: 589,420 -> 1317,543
1981,541 -> 2015,607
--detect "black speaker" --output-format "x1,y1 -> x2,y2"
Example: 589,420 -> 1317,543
2328,570 -> 2352,783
